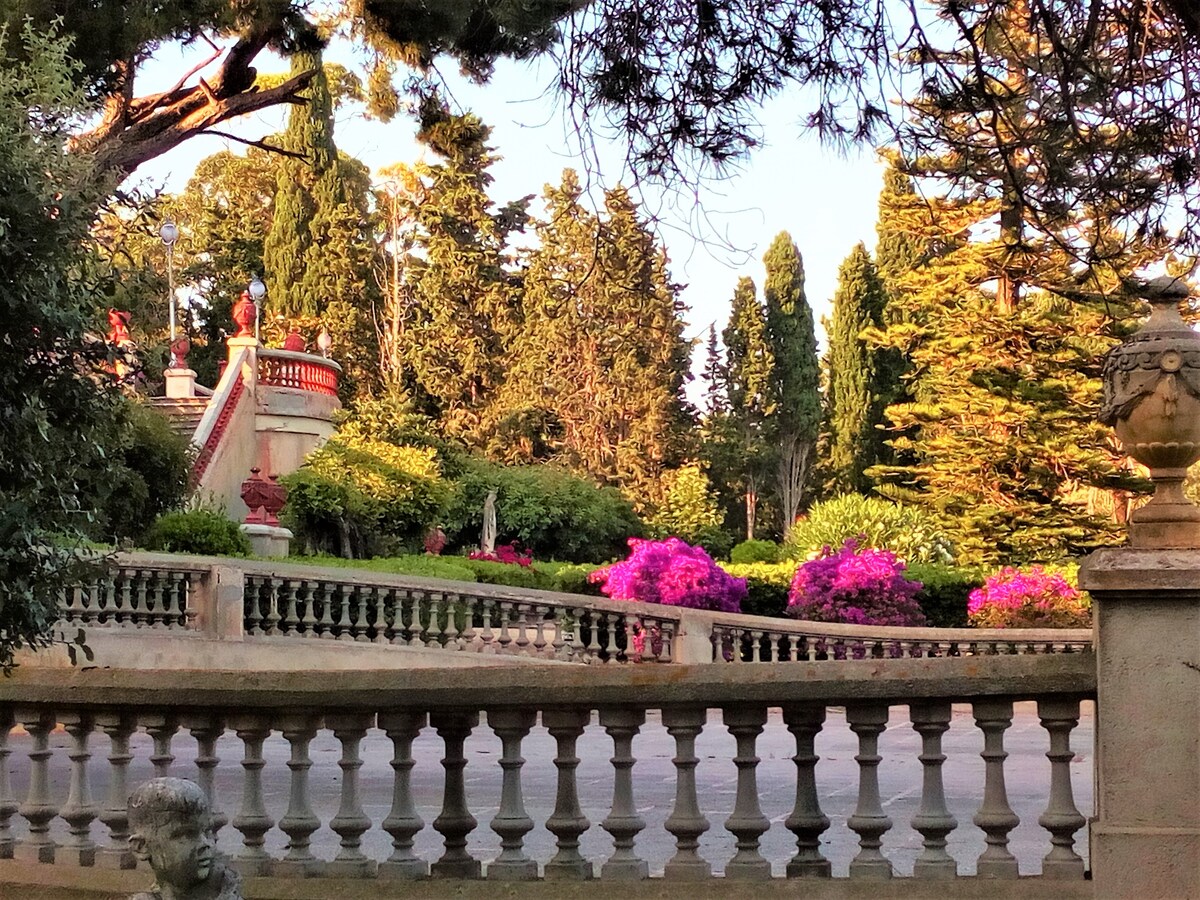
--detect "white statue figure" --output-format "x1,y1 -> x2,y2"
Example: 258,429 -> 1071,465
128,777 -> 242,900
481,489 -> 498,555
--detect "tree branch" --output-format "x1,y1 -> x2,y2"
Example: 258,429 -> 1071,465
198,129 -> 309,161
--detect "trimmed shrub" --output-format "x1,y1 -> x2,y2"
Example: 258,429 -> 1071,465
720,562 -> 794,618
784,494 -> 955,565
905,563 -> 984,628
442,460 -> 642,563
590,538 -> 747,612
286,554 -> 478,582
787,539 -> 926,626
536,562 -> 605,596
643,464 -> 727,551
967,566 -> 1091,628
141,508 -> 251,557
460,558 -> 553,590
730,539 -> 781,565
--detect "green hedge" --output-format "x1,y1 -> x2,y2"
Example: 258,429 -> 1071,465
729,539 -> 781,565
141,509 -> 251,557
904,563 -> 984,628
285,554 -> 478,582
721,562 -> 794,618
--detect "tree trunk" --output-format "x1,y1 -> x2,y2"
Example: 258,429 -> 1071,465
744,486 -> 757,541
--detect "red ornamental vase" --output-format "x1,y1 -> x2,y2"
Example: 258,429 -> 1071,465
231,291 -> 257,338
240,467 -> 269,524
261,474 -> 288,527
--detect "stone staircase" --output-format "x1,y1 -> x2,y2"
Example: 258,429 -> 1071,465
147,396 -> 209,440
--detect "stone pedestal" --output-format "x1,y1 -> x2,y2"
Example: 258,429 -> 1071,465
164,367 -> 198,399
240,523 -> 293,558
1080,548 -> 1200,899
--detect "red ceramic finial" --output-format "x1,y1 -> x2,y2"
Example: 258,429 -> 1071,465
231,291 -> 257,339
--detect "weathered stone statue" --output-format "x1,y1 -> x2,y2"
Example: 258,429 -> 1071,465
481,489 -> 497,555
128,778 -> 243,900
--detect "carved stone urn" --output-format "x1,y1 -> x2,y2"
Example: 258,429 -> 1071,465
1099,276 -> 1200,548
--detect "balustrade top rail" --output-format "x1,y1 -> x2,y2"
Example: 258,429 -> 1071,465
65,552 -> 1094,664
258,348 -> 342,397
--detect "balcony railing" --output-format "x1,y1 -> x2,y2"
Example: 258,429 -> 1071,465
57,553 -> 1094,666
257,348 -> 340,397
0,657 -> 1094,895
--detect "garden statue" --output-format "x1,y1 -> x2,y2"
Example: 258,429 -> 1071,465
127,777 -> 242,900
282,325 -> 306,352
231,290 -> 256,338
424,524 -> 447,555
1100,275 -> 1200,548
481,489 -> 497,555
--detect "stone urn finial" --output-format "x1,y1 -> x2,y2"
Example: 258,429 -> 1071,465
1100,275 -> 1200,548
231,290 -> 257,339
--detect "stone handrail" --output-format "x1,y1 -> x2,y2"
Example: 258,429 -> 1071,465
58,552 -> 1094,664
0,659 -> 1094,891
257,348 -> 341,397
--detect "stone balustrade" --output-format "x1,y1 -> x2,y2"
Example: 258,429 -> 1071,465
53,553 -> 1093,668
0,658 -> 1094,896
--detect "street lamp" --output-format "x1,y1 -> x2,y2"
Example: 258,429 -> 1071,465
159,220 -> 179,360
248,276 -> 266,343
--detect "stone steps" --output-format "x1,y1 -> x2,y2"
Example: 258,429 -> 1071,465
147,396 -> 209,439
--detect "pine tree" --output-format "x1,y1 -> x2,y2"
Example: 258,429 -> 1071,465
722,276 -> 774,539
763,232 -> 820,538
826,243 -> 888,494
701,325 -> 726,416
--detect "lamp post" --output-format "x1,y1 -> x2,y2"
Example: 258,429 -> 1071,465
249,276 -> 266,343
159,220 -> 179,359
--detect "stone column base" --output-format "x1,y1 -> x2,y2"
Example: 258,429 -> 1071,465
240,523 -> 293,558
1091,824 -> 1200,899
164,367 -> 198,399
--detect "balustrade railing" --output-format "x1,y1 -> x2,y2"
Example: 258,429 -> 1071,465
257,348 -> 340,397
0,658 -> 1094,891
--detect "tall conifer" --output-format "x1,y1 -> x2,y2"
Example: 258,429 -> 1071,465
763,232 -> 820,537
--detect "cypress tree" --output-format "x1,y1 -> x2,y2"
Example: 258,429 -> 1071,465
700,324 -> 726,416
763,232 -> 820,538
826,243 -> 888,494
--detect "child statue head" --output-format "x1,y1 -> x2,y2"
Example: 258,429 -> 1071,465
128,778 -> 216,895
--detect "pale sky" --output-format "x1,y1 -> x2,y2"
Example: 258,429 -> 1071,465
131,40 -> 887,398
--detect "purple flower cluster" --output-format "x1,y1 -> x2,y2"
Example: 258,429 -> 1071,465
590,537 -> 747,612
786,539 -> 926,627
967,567 -> 1089,628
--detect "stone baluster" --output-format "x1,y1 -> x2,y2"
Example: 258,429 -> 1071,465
264,577 -> 282,634
143,713 -> 177,777
1037,698 -> 1086,878
326,712 -> 376,876
58,711 -> 98,866
425,592 -> 444,649
94,713 -> 136,869
624,614 -> 645,662
532,607 -> 548,656
279,579 -> 299,635
317,582 -> 336,638
723,706 -> 771,879
229,715 -> 274,876
15,708 -> 57,862
65,585 -> 86,623
244,576 -> 263,635
134,569 -> 150,626
513,604 -> 532,655
782,704 -> 831,877
663,707 -> 710,880
584,610 -> 603,660
444,594 -> 462,649
431,711 -> 481,878
488,709 -> 538,880
599,707 -> 648,880
730,629 -> 746,663
479,599 -> 496,652
276,714 -> 325,877
373,588 -> 391,644
543,709 -> 593,880
353,585 -> 371,642
910,702 -> 957,878
146,571 -> 166,628
846,704 -> 892,878
0,709 -> 15,859
298,580 -> 317,637
496,603 -> 514,653
117,570 -> 134,624
379,711 -> 428,879
972,699 -> 1019,877
336,585 -> 355,642
182,714 -> 227,837
457,595 -> 476,650
604,614 -> 620,662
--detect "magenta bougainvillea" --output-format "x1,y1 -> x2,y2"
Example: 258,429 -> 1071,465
469,542 -> 533,567
786,539 -> 926,626
967,567 -> 1090,628
589,537 -> 747,612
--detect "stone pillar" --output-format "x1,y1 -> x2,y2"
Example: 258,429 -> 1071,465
1081,548 -> 1200,899
193,566 -> 246,641
164,367 -> 198,399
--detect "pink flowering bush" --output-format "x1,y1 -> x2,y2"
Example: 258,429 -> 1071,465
967,567 -> 1090,628
786,539 -> 926,626
589,537 -> 747,612
469,542 -> 533,567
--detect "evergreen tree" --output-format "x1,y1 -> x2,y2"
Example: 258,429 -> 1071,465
701,325 -> 726,416
722,276 -> 774,539
826,243 -> 888,494
874,161 -> 924,297
762,232 -> 820,538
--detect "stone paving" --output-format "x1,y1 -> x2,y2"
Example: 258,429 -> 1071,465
7,700 -> 1093,878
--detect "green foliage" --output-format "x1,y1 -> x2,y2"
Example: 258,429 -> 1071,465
783,494 -> 955,565
825,243 -> 888,494
720,562 -> 795,618
730,539 -> 781,564
441,459 -> 643,563
763,232 -> 820,535
535,562 -> 606,596
644,463 -> 725,547
904,563 -> 983,628
0,25 -> 120,670
141,509 -> 252,557
286,554 -> 479,582
91,401 -> 193,543
458,558 -> 549,590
